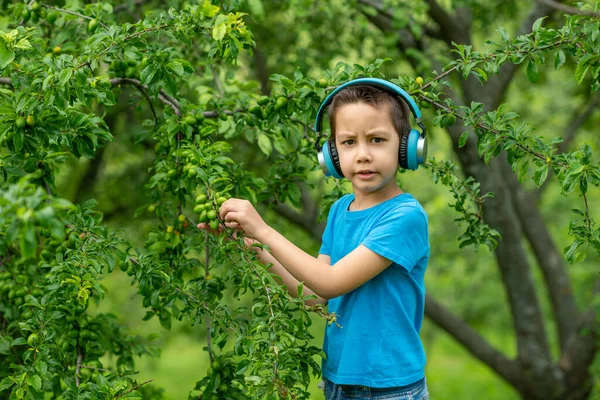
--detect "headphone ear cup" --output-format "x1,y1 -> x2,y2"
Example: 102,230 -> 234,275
399,129 -> 420,170
328,141 -> 344,178
319,141 -> 344,179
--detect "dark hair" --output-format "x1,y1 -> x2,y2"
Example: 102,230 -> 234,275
327,85 -> 411,141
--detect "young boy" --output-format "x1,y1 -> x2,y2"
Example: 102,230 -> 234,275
199,80 -> 430,399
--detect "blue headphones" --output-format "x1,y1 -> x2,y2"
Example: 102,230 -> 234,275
314,77 -> 428,178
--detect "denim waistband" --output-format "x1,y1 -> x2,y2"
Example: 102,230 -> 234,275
338,376 -> 425,393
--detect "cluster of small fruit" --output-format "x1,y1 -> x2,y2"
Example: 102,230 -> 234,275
193,193 -> 228,231
14,114 -> 35,129
0,271 -> 42,311
244,95 -> 289,127
108,56 -> 149,80
19,1 -> 53,24
200,356 -> 246,400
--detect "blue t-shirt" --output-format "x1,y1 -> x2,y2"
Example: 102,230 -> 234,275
319,193 -> 429,388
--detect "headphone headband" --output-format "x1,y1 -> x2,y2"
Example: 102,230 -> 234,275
313,77 -> 423,143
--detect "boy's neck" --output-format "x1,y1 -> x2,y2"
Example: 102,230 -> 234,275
349,186 -> 404,211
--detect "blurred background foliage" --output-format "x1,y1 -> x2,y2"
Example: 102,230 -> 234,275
6,0 -> 597,398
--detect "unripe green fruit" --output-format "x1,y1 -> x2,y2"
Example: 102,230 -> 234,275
26,115 -> 35,126
178,214 -> 186,223
193,205 -> 204,214
274,97 -> 288,111
196,194 -> 207,203
183,115 -> 196,125
167,169 -> 178,179
31,2 -> 41,12
257,95 -> 270,105
40,249 -> 52,260
187,168 -> 197,177
16,117 -> 26,128
216,197 -> 227,206
248,105 -> 262,116
21,8 -> 31,22
211,360 -> 221,370
245,114 -> 256,126
88,18 -> 99,33
46,11 -> 58,24
419,100 -> 432,109
199,210 -> 208,223
317,78 -> 329,88
209,219 -> 219,231
147,204 -> 156,213
207,210 -> 217,220
27,333 -> 38,346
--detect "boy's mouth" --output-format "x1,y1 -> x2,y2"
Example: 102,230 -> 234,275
356,170 -> 376,178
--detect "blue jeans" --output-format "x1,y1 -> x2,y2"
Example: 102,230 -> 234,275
324,377 -> 429,400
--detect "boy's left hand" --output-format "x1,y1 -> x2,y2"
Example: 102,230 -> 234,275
218,198 -> 268,240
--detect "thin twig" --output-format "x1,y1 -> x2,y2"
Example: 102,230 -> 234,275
110,78 -> 158,124
75,345 -> 83,387
115,379 -> 153,398
42,5 -> 110,29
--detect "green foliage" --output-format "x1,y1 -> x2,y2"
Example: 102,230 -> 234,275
0,0 -> 598,399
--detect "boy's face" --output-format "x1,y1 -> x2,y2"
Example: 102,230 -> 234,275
334,102 -> 401,197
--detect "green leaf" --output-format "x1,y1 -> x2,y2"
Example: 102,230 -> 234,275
526,61 -> 538,83
212,22 -> 227,41
200,0 -> 220,18
0,377 -> 14,391
532,17 -> 546,32
554,50 -> 566,70
59,68 -> 73,87
0,38 -> 15,70
458,131 -> 469,148
257,133 -> 272,156
575,62 -> 590,84
27,375 -> 41,391
11,337 -> 26,347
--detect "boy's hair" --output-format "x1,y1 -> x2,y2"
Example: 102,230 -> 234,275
327,85 -> 411,141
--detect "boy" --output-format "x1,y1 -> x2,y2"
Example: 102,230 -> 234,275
199,79 -> 430,399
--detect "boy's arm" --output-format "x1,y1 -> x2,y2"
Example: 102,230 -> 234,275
218,199 -> 393,299
252,244 -> 329,306
258,226 -> 391,299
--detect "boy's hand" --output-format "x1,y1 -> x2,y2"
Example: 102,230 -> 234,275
217,198 -> 268,240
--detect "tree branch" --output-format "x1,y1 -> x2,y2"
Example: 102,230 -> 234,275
110,78 -> 159,123
423,0 -> 471,46
272,183 -> 325,239
499,158 -> 579,352
115,379 -> 153,398
535,0 -> 600,17
425,294 -> 524,387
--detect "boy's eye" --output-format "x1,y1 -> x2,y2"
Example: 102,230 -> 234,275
342,139 -> 355,145
372,138 -> 384,143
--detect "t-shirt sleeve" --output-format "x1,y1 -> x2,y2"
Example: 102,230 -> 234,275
362,206 -> 428,272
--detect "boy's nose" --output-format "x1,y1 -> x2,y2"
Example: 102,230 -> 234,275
356,144 -> 372,162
